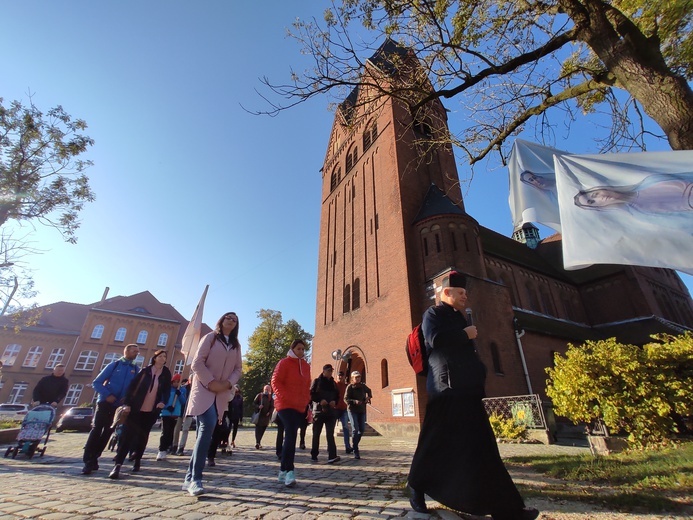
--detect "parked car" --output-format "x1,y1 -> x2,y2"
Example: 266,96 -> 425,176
0,403 -> 29,421
55,407 -> 94,432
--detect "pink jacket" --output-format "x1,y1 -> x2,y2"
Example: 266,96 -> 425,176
187,332 -> 242,418
271,351 -> 311,413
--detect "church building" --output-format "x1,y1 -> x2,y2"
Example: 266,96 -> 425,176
311,40 -> 693,437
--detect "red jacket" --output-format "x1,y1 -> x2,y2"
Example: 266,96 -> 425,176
271,354 -> 311,413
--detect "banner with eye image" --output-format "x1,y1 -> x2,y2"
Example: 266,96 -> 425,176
554,151 -> 693,274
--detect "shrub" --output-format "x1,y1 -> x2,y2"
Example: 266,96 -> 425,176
489,413 -> 527,440
546,334 -> 693,449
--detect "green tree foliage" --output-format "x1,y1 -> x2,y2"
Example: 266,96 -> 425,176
264,0 -> 693,164
546,334 -> 693,448
241,309 -> 313,415
0,97 -> 95,243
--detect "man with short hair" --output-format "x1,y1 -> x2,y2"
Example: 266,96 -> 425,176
407,271 -> 539,520
335,371 -> 352,454
81,343 -> 140,475
32,364 -> 69,407
309,364 -> 341,464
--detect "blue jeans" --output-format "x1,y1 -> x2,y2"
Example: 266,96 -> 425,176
348,410 -> 365,451
338,409 -> 351,450
185,404 -> 217,483
277,408 -> 303,472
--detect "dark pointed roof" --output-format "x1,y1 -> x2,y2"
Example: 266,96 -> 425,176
413,184 -> 466,224
339,38 -> 411,123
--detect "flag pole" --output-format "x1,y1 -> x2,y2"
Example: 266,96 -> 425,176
181,285 -> 209,367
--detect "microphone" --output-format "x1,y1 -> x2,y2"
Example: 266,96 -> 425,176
465,308 -> 473,325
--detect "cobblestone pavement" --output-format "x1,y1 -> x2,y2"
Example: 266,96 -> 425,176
0,428 -> 687,519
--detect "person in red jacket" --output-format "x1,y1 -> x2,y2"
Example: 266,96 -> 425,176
271,339 -> 311,488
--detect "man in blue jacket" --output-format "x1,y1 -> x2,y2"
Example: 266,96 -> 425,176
81,343 -> 140,475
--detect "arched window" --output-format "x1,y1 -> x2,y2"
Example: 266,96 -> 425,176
381,359 -> 389,388
363,120 -> 378,150
490,343 -> 504,375
134,354 -> 145,368
75,350 -> 99,371
331,166 -> 341,191
346,145 -> 358,172
114,327 -> 127,342
1,343 -> 22,366
64,384 -> 84,406
157,333 -> 168,347
100,352 -> 120,371
22,346 -> 43,368
45,348 -> 66,369
91,324 -> 105,339
136,330 -> 148,345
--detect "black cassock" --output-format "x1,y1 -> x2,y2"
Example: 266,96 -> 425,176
408,302 -> 525,519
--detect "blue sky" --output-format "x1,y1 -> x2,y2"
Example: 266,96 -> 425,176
2,1 -> 691,348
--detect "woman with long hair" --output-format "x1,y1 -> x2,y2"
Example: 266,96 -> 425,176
108,349 -> 171,478
271,339 -> 311,487
181,312 -> 243,496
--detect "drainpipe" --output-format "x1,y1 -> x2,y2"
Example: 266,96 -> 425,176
513,319 -> 533,395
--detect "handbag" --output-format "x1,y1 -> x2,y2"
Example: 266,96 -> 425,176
250,411 -> 259,425
111,405 -> 130,428
270,408 -> 278,423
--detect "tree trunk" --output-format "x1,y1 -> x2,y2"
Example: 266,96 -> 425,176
566,0 -> 693,150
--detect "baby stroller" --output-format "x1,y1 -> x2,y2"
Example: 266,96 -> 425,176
4,404 -> 56,459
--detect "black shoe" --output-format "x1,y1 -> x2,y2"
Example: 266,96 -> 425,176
108,464 -> 121,479
353,450 -> 360,459
493,507 -> 540,520
345,448 -> 354,454
207,457 -> 215,467
299,444 -> 306,450
132,459 -> 141,472
81,464 -> 92,475
407,485 -> 428,513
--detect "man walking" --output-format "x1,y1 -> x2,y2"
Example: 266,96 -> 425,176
32,364 -> 69,407
81,343 -> 140,475
407,271 -> 539,520
309,364 -> 340,464
335,370 -> 352,454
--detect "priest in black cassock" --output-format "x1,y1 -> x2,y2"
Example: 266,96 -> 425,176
407,271 -> 539,520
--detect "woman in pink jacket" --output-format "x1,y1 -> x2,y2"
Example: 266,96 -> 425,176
182,312 -> 242,496
271,339 -> 311,488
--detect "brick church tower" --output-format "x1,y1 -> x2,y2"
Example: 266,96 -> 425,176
311,40 -> 693,438
312,40 -> 529,435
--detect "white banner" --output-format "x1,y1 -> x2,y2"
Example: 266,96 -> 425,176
554,152 -> 693,274
181,285 -> 209,365
508,139 -> 567,232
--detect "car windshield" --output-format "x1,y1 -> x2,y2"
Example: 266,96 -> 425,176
0,405 -> 24,411
69,408 -> 93,416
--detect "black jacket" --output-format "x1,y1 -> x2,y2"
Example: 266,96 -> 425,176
32,374 -> 69,404
124,365 -> 172,413
423,302 -> 487,399
310,374 -> 340,416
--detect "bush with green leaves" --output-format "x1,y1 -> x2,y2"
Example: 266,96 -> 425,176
546,334 -> 693,448
488,413 -> 527,440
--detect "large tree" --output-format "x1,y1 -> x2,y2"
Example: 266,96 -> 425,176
263,0 -> 693,164
241,309 -> 313,415
0,97 -> 94,243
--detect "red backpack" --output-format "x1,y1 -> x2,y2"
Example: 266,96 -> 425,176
405,324 -> 428,376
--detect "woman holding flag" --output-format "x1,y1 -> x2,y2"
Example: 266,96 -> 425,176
182,311 -> 242,496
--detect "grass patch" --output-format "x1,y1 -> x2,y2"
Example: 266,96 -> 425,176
0,419 -> 21,429
508,441 -> 693,514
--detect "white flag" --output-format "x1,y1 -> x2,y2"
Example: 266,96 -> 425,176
508,139 -> 567,232
554,151 -> 693,274
181,285 -> 209,365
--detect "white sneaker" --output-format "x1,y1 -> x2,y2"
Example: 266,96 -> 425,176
181,480 -> 191,491
188,480 -> 205,496
284,470 -> 296,487
278,470 -> 287,483
156,450 -> 167,461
